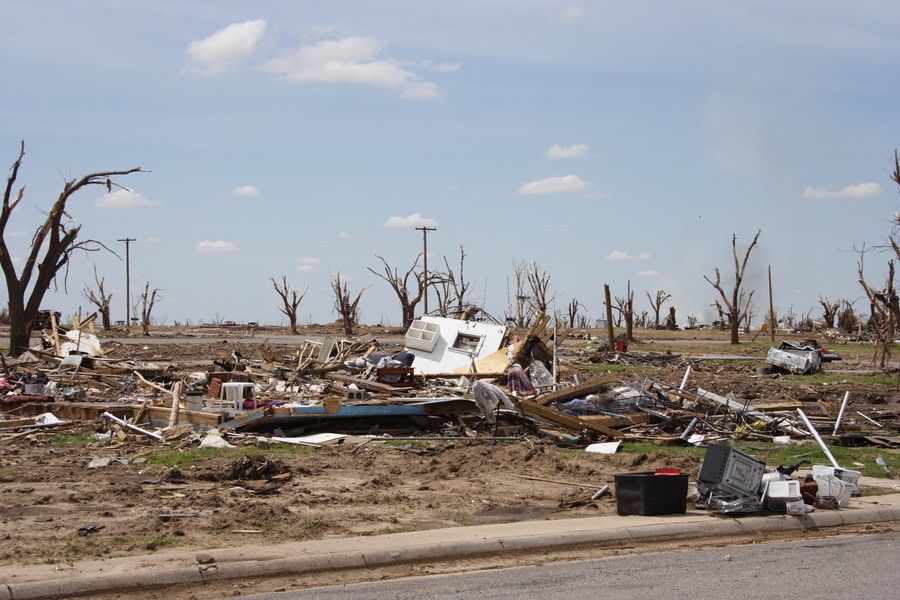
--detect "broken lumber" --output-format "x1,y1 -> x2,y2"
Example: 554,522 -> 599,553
516,397 -> 624,439
534,374 -> 621,406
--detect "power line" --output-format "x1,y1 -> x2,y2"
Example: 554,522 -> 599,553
416,226 -> 436,314
117,238 -> 135,328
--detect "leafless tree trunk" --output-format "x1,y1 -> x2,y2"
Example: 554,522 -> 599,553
782,304 -> 797,330
635,310 -> 649,329
765,306 -> 780,333
331,273 -> 369,335
83,265 -> 113,330
665,306 -> 677,330
139,281 -> 160,336
838,300 -> 858,334
740,290 -> 758,333
0,141 -> 145,356
854,151 -> 900,364
509,261 -> 529,327
686,314 -> 699,329
819,297 -> 840,329
614,291 -> 635,340
368,254 -> 426,329
646,289 -> 671,330
712,300 -> 727,330
704,230 -> 761,344
858,253 -> 898,367
525,262 -> 555,317
436,245 -> 472,317
271,276 -> 308,334
565,298 -> 581,328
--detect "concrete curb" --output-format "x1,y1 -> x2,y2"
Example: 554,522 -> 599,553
3,502 -> 899,599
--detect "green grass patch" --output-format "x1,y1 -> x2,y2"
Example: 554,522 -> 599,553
142,444 -> 315,468
302,518 -> 326,531
782,373 -> 900,387
51,433 -> 98,447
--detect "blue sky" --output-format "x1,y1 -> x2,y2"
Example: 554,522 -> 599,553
2,1 -> 899,328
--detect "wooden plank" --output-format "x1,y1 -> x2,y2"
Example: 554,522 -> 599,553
325,373 -> 412,395
517,398 -> 624,439
534,374 -> 621,406
579,413 -> 653,428
147,406 -> 225,427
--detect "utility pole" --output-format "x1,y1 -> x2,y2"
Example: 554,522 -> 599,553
416,226 -> 436,314
118,238 -> 135,329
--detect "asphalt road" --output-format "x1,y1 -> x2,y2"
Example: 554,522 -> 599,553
242,532 -> 899,599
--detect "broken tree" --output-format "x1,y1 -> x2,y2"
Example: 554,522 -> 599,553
0,141 -> 147,356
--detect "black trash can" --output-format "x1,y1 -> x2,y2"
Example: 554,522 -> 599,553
614,472 -> 689,516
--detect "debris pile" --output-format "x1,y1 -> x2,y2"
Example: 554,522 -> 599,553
0,314 -> 896,455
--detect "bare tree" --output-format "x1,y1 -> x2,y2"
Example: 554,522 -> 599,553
138,281 -> 160,336
83,265 -> 113,330
765,306 -> 780,333
711,300 -> 727,330
635,310 -> 649,329
368,254 -> 426,328
797,308 -> 816,332
508,260 -> 529,327
565,298 -> 581,328
665,306 -> 677,330
854,150 -> 900,364
704,230 -> 761,344
0,141 -> 146,355
819,297 -> 840,329
686,314 -> 700,329
331,273 -> 369,335
838,299 -> 858,334
614,291 -> 635,340
740,290 -> 758,333
858,253 -> 897,367
783,304 -> 797,330
525,262 -> 555,316
271,276 -> 308,334
436,245 -> 472,317
646,289 -> 671,330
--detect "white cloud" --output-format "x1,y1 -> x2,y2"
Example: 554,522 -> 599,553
636,270 -> 659,277
138,236 -> 161,243
801,182 -> 882,200
231,185 -> 262,198
196,240 -> 238,252
295,257 -> 320,273
94,190 -> 159,208
184,20 -> 267,77
546,143 -> 589,159
606,250 -> 651,261
518,175 -> 590,195
261,36 -> 440,100
383,213 -> 439,229
338,231 -> 350,239
7,230 -> 27,238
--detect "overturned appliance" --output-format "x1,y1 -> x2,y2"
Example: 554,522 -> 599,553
404,316 -> 507,374
765,341 -> 822,374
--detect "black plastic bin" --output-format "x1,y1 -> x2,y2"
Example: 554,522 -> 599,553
614,472 -> 689,516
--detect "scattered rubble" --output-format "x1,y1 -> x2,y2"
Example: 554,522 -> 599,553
0,313 -> 897,565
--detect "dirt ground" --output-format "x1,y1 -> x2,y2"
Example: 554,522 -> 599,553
1,326 -> 898,593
